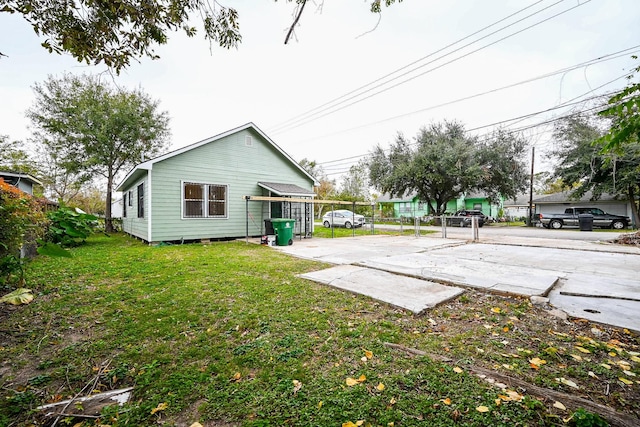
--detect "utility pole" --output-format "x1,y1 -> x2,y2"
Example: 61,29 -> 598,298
528,147 -> 535,227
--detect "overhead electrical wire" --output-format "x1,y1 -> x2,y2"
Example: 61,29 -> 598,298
301,46 -> 640,148
320,77 -> 633,177
270,0 -> 592,135
268,0 -> 548,132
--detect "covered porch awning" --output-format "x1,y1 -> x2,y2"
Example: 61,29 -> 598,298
258,181 -> 315,197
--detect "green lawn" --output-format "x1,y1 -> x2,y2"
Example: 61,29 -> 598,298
1,234 -> 638,426
312,224 -> 431,238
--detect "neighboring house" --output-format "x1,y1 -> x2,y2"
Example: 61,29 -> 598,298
111,198 -> 123,219
533,191 -> 634,224
116,123 -> 318,243
0,171 -> 42,195
377,191 -> 501,218
502,193 -> 542,221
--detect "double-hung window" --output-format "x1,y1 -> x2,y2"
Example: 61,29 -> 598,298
137,183 -> 144,218
183,182 -> 227,218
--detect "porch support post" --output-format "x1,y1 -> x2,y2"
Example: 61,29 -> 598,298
245,197 -> 249,244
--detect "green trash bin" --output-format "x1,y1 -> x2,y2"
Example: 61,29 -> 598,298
270,218 -> 296,246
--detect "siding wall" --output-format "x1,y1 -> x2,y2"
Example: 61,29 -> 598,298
149,128 -> 314,242
121,175 -> 149,240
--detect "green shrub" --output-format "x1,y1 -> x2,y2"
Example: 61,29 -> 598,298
0,179 -> 47,288
45,202 -> 98,247
571,408 -> 609,427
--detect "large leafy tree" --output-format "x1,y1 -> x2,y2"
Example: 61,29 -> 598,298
339,160 -> 370,202
551,114 -> 640,226
1,0 -> 401,73
368,121 -> 529,215
27,73 -> 170,232
298,158 -> 337,218
0,135 -> 39,177
598,61 -> 640,151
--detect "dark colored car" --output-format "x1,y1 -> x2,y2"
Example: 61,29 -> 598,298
446,210 -> 486,227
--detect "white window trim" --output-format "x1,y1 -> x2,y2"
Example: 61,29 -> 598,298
181,180 -> 229,219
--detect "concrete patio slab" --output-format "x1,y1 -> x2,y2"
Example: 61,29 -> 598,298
358,252 -> 560,297
277,235 -> 466,265
299,265 -> 465,314
277,235 -> 640,329
547,274 -> 640,332
430,244 -> 640,281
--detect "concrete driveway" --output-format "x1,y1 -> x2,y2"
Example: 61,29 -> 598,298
275,231 -> 640,332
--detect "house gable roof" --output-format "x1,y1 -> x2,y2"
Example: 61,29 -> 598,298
533,191 -> 622,204
376,192 -> 418,203
258,182 -> 315,197
116,122 -> 319,191
0,170 -> 43,186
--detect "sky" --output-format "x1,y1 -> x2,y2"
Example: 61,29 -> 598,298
1,0 -> 639,186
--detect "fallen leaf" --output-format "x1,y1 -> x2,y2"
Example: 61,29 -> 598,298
232,372 -> 241,381
623,370 -> 636,377
453,367 -> 463,374
428,318 -> 437,325
318,401 -> 323,409
556,377 -> 579,389
609,352 -> 618,357
588,371 -> 599,379
0,288 -> 34,305
619,377 -> 633,385
630,355 -> 640,363
491,307 -> 501,313
570,354 -> 583,362
502,364 -> 514,370
346,377 -> 359,386
190,423 -> 204,427
483,324 -> 493,329
292,380 -> 302,393
617,361 -> 632,370
553,401 -> 566,411
440,398 -> 452,405
574,346 -> 591,354
358,374 -> 366,382
476,405 -> 490,413
503,326 -> 509,332
364,349 -> 373,359
376,383 -> 385,391
529,357 -> 547,368
361,356 -> 368,362
390,397 -> 397,405
600,363 -> 611,370
151,402 -> 168,415
505,390 -> 524,402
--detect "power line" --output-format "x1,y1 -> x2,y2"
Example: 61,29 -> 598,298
321,87 -> 628,177
310,46 -> 639,152
270,0 -> 591,135
268,0 -> 548,132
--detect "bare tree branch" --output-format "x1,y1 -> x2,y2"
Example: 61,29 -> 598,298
284,0 -> 308,44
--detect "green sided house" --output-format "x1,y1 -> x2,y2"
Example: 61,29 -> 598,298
377,191 -> 502,219
116,123 -> 318,244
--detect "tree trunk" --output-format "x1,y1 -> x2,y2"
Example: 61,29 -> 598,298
629,185 -> 639,228
105,169 -> 113,233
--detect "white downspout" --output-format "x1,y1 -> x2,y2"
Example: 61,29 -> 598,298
147,167 -> 152,244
